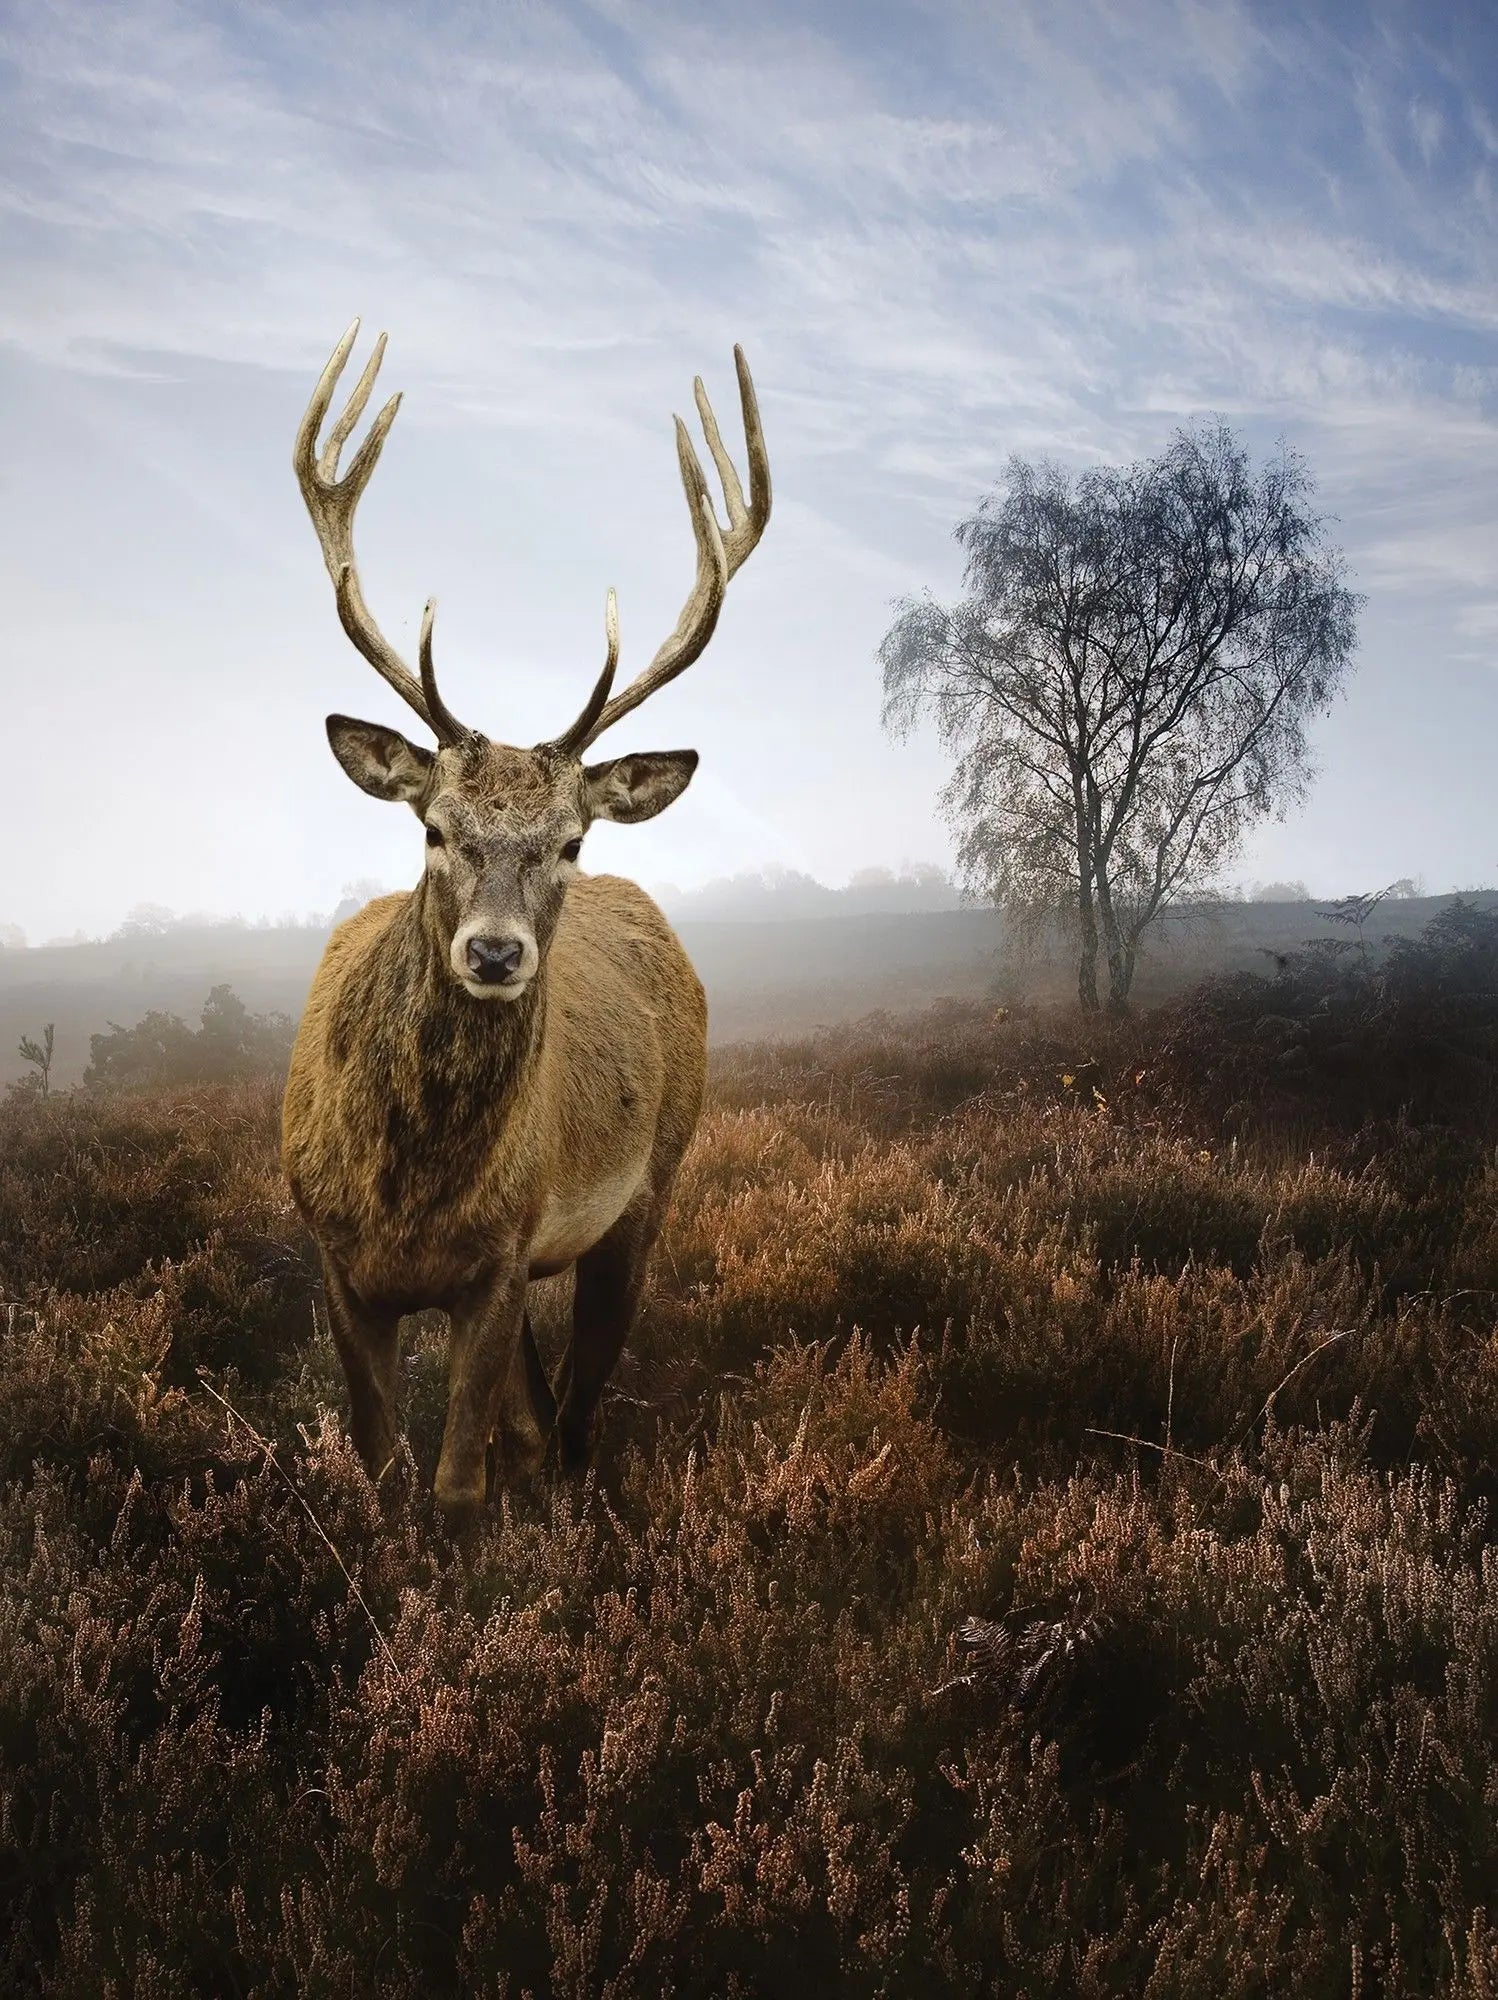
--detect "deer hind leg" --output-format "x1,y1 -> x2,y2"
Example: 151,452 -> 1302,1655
487,1309 -> 557,1495
320,1256 -> 401,1488
437,1266 -> 528,1524
555,1197 -> 660,1473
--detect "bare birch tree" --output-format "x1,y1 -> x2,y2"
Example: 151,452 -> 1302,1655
880,423 -> 1361,1010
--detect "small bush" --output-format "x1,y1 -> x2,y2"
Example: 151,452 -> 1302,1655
84,985 -> 295,1094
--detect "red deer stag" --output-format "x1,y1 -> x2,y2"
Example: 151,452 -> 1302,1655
282,323 -> 770,1523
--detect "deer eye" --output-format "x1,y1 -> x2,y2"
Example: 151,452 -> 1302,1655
561,838 -> 582,864
425,824 -> 445,848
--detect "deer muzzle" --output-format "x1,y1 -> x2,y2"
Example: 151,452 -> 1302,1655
451,920 -> 538,1000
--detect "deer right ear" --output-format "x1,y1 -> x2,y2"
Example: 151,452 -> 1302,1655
326,715 -> 434,804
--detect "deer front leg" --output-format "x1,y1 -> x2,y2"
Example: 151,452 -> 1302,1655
436,1264 -> 529,1523
321,1255 -> 401,1487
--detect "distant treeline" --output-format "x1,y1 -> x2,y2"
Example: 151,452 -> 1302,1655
654,863 -> 966,922
0,867 -> 970,951
0,871 -> 1454,957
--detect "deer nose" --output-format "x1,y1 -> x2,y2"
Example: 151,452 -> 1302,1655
466,935 -> 525,984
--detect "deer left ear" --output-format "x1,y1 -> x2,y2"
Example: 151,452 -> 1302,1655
584,750 -> 698,824
326,715 -> 434,805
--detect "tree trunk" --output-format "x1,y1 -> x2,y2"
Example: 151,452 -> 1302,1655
1103,924 -> 1134,1012
1091,857 -> 1132,1013
1074,807 -> 1100,1013
1112,938 -> 1138,1011
1078,908 -> 1100,1011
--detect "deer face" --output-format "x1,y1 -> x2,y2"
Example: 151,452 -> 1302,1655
327,719 -> 696,1000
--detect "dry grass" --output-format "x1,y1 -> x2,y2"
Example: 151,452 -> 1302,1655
2,926 -> 1498,1996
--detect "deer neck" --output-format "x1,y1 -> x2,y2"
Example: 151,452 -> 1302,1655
394,876 -> 545,1089
326,882 -> 548,1222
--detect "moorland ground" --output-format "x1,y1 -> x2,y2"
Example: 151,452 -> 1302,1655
2,906 -> 1497,1996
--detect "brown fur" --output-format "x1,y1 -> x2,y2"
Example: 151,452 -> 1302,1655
282,736 -> 707,1521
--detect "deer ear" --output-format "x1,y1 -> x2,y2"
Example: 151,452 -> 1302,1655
326,716 -> 434,805
584,750 -> 698,824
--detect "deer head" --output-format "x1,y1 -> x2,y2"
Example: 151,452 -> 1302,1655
294,324 -> 770,1001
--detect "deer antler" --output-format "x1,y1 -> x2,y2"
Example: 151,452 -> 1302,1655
295,321 -> 468,746
549,590 -> 621,758
550,346 -> 771,755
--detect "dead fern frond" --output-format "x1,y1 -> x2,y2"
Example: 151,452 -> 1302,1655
930,1592 -> 1102,1708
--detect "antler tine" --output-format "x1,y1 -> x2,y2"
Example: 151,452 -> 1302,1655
569,348 -> 769,753
694,344 -> 772,572
419,600 -> 472,747
295,319 -> 360,474
294,321 -> 467,746
548,589 -> 621,757
322,333 -> 386,477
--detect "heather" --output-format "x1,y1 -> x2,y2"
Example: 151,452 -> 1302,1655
2,911 -> 1497,1995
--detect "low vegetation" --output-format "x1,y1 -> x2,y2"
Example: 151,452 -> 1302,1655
1,906 -> 1496,1995
79,983 -> 295,1094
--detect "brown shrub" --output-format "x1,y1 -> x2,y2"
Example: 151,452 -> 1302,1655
1,969 -> 1496,1995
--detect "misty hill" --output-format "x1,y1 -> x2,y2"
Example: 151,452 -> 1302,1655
2,885 -> 1493,1088
652,864 -> 967,923
0,905 -> 999,1089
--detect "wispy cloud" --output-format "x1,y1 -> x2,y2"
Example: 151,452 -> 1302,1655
0,0 -> 1494,937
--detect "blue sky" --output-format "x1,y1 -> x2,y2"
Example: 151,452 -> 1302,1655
1,0 -> 1495,938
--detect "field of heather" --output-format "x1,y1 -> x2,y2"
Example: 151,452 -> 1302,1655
2,910 -> 1498,1997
